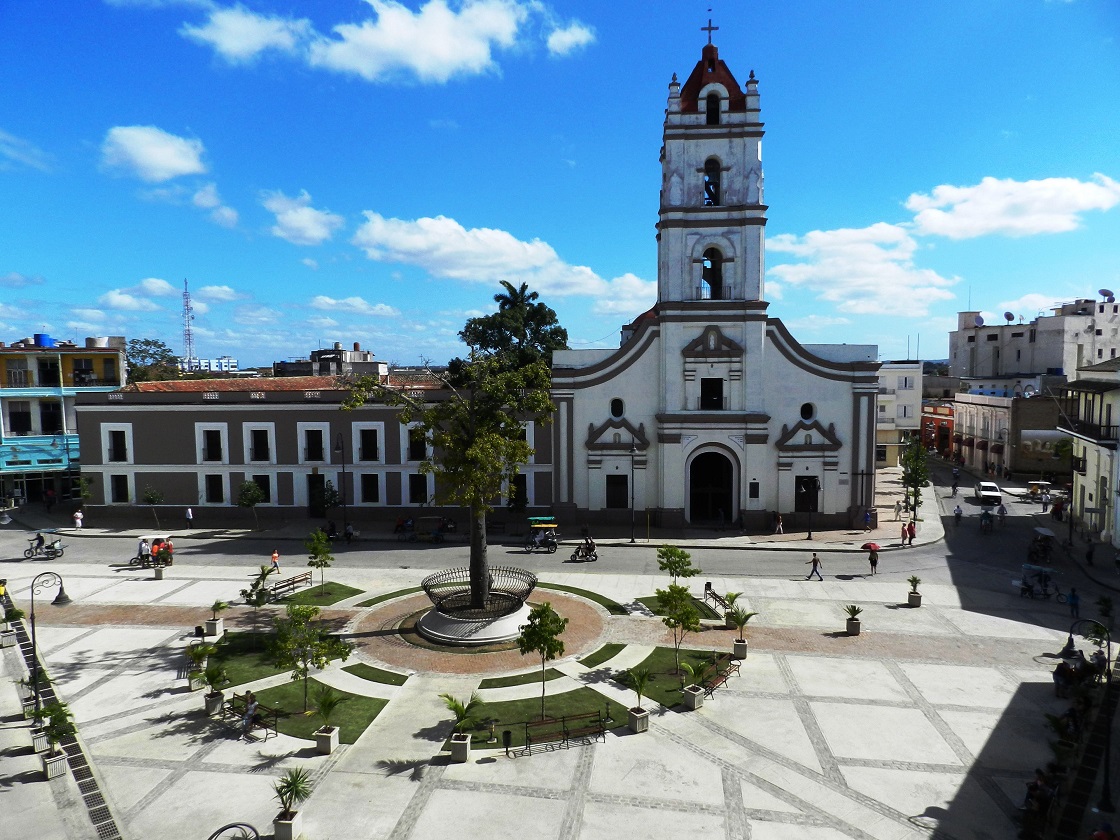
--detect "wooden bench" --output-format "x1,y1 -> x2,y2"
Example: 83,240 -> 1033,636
699,653 -> 740,699
268,571 -> 312,600
221,692 -> 280,740
703,582 -> 729,611
523,711 -> 606,753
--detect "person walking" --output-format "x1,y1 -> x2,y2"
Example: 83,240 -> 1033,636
270,549 -> 280,574
863,510 -> 872,532
907,520 -> 916,546
72,509 -> 83,529
900,522 -> 908,547
894,500 -> 902,520
868,549 -> 879,575
1069,587 -> 1081,619
773,513 -> 783,535
44,488 -> 55,513
953,504 -> 963,526
185,507 -> 193,529
1041,491 -> 1051,513
806,553 -> 824,580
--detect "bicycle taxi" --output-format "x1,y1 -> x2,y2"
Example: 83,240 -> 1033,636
525,516 -> 559,554
1027,527 -> 1056,563
131,534 -> 175,567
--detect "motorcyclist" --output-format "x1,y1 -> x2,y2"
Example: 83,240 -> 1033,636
953,505 -> 963,525
580,536 -> 596,558
997,503 -> 1007,525
950,480 -> 958,496
34,532 -> 45,551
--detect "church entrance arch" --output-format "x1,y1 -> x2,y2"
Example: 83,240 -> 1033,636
687,449 -> 736,525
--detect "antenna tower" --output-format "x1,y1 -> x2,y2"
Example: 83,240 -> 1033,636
182,278 -> 196,362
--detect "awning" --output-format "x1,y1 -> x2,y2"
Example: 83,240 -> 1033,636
990,443 -> 1005,454
963,437 -> 975,447
953,433 -> 963,443
977,440 -> 989,450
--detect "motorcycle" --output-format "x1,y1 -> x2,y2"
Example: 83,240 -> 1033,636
24,538 -> 64,560
570,543 -> 598,562
524,534 -> 558,554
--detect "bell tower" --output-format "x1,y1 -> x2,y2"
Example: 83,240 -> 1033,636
657,40 -> 766,304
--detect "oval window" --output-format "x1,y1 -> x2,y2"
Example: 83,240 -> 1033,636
610,398 -> 624,418
800,402 -> 814,421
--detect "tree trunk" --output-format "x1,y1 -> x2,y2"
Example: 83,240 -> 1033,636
151,506 -> 160,529
540,659 -> 547,719
469,504 -> 490,609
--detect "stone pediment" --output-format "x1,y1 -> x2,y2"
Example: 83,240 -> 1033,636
775,419 -> 842,452
586,419 -> 649,452
681,325 -> 743,359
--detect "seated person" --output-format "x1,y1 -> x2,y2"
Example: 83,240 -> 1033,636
344,522 -> 355,544
532,529 -> 544,547
583,536 -> 596,554
35,532 -> 45,550
326,521 -> 338,540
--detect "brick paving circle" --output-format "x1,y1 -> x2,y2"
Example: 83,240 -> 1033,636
350,592 -> 606,674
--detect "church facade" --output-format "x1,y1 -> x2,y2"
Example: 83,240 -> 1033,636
550,42 -> 880,531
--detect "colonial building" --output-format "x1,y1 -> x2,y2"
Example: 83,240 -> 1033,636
952,392 -> 1062,479
550,42 -> 880,531
1059,358 -> 1120,545
876,361 -> 922,466
1,334 -> 125,507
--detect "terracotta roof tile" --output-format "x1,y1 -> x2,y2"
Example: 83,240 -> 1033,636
130,376 -> 340,393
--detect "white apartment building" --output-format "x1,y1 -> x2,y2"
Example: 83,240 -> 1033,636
876,361 -> 922,466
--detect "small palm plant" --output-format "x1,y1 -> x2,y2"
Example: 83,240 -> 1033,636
4,605 -> 26,626
273,767 -> 313,821
730,605 -> 759,642
908,576 -> 921,594
210,600 -> 229,622
203,663 -> 229,696
627,667 -> 651,711
42,702 -> 76,755
313,684 -> 348,733
440,692 -> 483,733
844,605 -> 863,620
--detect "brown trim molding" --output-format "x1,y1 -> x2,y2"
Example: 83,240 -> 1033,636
551,325 -> 659,387
657,412 -> 770,425
586,419 -> 650,451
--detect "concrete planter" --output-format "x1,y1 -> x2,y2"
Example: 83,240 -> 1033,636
908,592 -> 922,608
316,726 -> 339,755
188,673 -> 207,692
683,685 -> 705,711
204,618 -> 224,638
273,810 -> 302,840
628,708 -> 649,733
846,618 -> 861,636
0,629 -> 15,648
32,728 -> 50,753
154,566 -> 164,580
449,732 -> 471,763
204,691 -> 225,716
733,639 -> 748,659
42,751 -> 67,780
724,612 -> 737,629
22,700 -> 38,719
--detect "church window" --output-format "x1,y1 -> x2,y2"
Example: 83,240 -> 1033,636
701,248 -> 723,300
700,377 -> 724,409
610,398 -> 624,418
706,93 -> 720,125
800,402 -> 814,420
804,434 -> 812,445
703,158 -> 721,205
748,481 -> 759,499
605,475 -> 628,509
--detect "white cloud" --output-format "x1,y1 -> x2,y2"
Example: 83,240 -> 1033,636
309,295 -> 400,317
995,293 -> 1067,320
197,284 -> 241,301
208,205 -> 239,227
67,320 -> 109,333
591,273 -> 657,316
97,289 -> 162,311
192,300 -> 211,314
307,0 -> 525,83
307,316 -> 339,329
301,258 -> 319,270
181,5 -> 311,62
546,22 -> 594,56
784,314 -> 853,330
907,174 -> 1120,239
133,277 -> 177,296
0,128 -> 52,172
192,182 -> 239,227
101,125 -> 207,182
71,308 -> 106,321
237,305 -> 281,324
768,222 -> 957,315
0,271 -> 45,287
261,189 -> 345,245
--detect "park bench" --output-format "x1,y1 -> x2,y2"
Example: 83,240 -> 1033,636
268,571 -> 312,600
698,653 -> 740,699
703,581 -> 729,611
523,711 -> 606,753
221,691 -> 280,740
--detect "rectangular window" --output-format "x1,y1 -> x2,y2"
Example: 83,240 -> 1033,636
39,400 -> 62,434
966,336 -> 975,343
509,474 -> 527,510
6,358 -> 29,387
1011,331 -> 1024,338
986,334 -> 998,341
408,473 -> 427,504
605,474 -> 629,509
38,359 -> 60,386
408,428 -> 426,461
305,429 -> 324,461
108,429 -> 128,462
875,445 -> 888,462
110,474 -> 129,503
898,405 -> 913,419
250,429 -> 270,461
251,475 -> 271,503
898,376 -> 914,390
361,474 -> 380,503
359,429 -> 379,461
699,378 -> 724,410
202,429 -> 223,462
72,358 -> 94,385
205,474 -> 224,503
748,481 -> 759,499
8,400 -> 32,434
103,358 -> 117,384
878,403 -> 886,413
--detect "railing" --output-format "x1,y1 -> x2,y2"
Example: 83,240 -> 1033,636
878,387 -> 896,395
1059,416 -> 1120,442
1,376 -> 121,388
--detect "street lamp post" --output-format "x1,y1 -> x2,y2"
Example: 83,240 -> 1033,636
1060,619 -> 1114,813
334,433 -> 349,531
629,441 -> 637,544
802,477 -> 821,540
29,571 -> 71,718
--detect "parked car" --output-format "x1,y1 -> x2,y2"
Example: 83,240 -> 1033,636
974,481 -> 1002,505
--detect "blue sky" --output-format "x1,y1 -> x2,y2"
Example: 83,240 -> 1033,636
2,0 -> 1118,367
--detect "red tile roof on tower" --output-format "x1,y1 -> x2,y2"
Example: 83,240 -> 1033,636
679,43 -> 747,113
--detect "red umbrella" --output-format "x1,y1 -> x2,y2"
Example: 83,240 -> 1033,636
861,542 -> 881,551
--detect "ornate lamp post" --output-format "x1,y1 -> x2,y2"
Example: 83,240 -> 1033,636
29,571 -> 71,717
801,477 -> 821,540
1061,619 -> 1114,813
334,432 -> 349,531
629,441 -> 637,544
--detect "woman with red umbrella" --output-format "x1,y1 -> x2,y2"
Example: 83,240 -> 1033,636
863,542 -> 880,574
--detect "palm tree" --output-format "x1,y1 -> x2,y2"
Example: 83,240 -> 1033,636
440,692 -> 484,733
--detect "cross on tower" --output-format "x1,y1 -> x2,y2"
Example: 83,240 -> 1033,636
701,18 -> 719,44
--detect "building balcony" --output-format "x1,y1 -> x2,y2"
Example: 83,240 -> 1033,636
0,434 -> 78,473
1059,415 -> 1120,444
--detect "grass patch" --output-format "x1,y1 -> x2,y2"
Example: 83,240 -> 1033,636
537,582 -> 628,616
355,586 -> 424,608
637,595 -> 721,621
283,582 -> 365,607
342,663 -> 409,686
453,688 -> 628,748
251,678 -> 387,744
577,643 -> 626,669
212,631 -> 287,687
478,668 -> 563,689
614,647 -> 719,709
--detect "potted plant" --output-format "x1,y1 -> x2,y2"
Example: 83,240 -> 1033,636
626,667 -> 651,733
844,605 -> 863,636
19,672 -> 50,717
0,606 -> 22,648
205,601 -> 229,637
41,701 -> 76,779
203,663 -> 229,716
729,605 -> 759,660
440,691 -> 482,763
313,684 -> 348,755
723,591 -> 742,628
186,643 -> 216,691
679,662 -> 705,711
907,576 -> 922,608
272,766 -> 312,840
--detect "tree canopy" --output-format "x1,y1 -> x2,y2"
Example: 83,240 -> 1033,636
900,436 -> 930,513
126,338 -> 179,383
459,281 -> 568,368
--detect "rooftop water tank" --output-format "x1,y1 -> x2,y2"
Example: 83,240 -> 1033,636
34,333 -> 56,348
